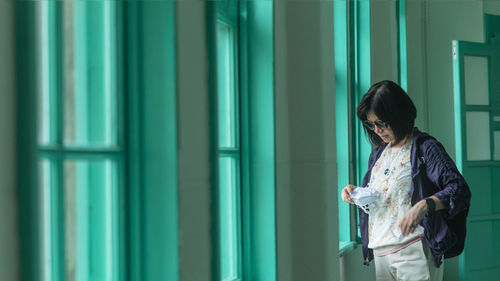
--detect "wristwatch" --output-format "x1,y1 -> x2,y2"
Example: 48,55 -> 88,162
425,197 -> 436,213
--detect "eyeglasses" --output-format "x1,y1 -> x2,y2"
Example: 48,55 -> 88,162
363,120 -> 388,131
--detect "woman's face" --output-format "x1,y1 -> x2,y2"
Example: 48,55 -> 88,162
366,111 -> 397,145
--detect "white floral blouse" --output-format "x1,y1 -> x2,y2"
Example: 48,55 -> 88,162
366,139 -> 424,250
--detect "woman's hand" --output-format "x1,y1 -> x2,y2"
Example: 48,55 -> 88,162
341,185 -> 357,204
399,200 -> 427,236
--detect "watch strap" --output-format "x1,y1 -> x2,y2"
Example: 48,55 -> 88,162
425,197 -> 436,213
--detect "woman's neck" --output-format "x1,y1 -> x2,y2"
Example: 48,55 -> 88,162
391,136 -> 409,148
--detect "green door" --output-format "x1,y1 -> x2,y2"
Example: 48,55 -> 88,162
452,14 -> 500,281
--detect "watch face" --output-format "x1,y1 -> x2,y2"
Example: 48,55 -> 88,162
426,198 -> 436,212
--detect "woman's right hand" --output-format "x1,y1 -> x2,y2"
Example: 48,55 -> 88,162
341,184 -> 357,204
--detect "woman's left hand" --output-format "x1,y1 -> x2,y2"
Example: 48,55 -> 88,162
399,200 -> 427,236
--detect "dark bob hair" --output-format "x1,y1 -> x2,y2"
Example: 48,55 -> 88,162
357,80 -> 417,147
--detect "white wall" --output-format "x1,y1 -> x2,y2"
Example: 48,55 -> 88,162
406,0 -> 430,131
425,1 -> 484,158
0,0 -> 19,280
274,1 -> 339,280
176,2 -> 213,280
371,0 -> 399,84
485,0 -> 500,14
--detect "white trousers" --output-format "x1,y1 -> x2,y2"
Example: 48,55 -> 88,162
373,240 -> 444,281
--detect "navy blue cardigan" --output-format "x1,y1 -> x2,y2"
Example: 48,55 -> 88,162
358,128 -> 471,267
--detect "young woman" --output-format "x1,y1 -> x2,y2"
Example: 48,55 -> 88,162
341,80 -> 471,281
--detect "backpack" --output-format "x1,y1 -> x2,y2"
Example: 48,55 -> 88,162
417,136 -> 470,259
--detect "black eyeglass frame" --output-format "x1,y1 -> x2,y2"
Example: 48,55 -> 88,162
363,120 -> 388,131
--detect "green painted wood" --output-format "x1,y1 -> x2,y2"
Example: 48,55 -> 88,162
69,3 -> 122,280
40,0 -> 60,146
239,3 -> 252,280
15,1 -> 41,280
21,1 -> 127,280
40,2 -> 65,281
125,1 -> 145,280
73,1 -> 116,280
334,0 -> 351,245
206,3 -> 220,281
397,0 -> 408,91
334,0 -> 373,246
85,3 -> 106,144
88,160 -> 116,281
216,21 -> 238,149
338,241 -> 356,257
39,158 -> 52,281
344,0 -> 372,240
218,156 -> 242,280
131,1 -> 178,280
112,8 -> 126,278
75,162 -> 89,281
73,1 -> 89,146
216,1 -> 243,278
239,1 -> 276,280
452,14 -> 500,281
71,1 -> 117,147
453,40 -> 464,173
50,156 -> 64,281
38,2 -> 125,280
355,0 -> 372,185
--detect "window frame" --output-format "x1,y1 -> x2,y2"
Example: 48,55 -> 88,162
125,1 -> 178,280
214,1 -> 276,280
239,2 -> 277,280
216,3 -> 244,280
335,0 -> 408,254
19,1 -> 128,280
334,0 -> 372,254
397,0 -> 408,91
